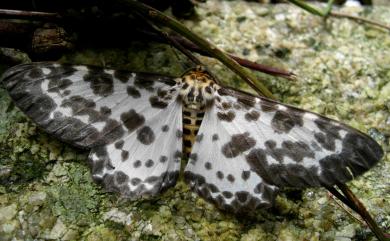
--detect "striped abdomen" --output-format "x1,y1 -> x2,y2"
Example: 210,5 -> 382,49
182,106 -> 205,158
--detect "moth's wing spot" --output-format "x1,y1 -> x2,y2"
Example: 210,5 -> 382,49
159,155 -> 168,163
145,159 -> 154,168
133,160 -> 142,168
259,100 -> 278,112
137,126 -> 155,145
227,174 -> 235,183
217,110 -> 235,122
271,110 -> 303,134
133,74 -> 156,90
241,171 -> 251,181
245,110 -> 260,121
129,178 -> 140,186
115,171 -> 129,184
216,171 -> 224,180
222,191 -> 233,199
114,70 -> 132,83
149,96 -> 168,109
100,106 -> 111,117
221,132 -> 256,158
120,109 -> 145,132
121,150 -> 129,161
28,67 -> 44,78
161,125 -> 169,132
83,68 -> 114,97
127,86 -> 141,98
189,153 -> 198,165
237,95 -> 256,109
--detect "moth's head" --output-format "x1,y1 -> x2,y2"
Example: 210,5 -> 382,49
179,68 -> 218,110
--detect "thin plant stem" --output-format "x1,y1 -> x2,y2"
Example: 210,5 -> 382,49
122,0 -> 275,98
328,191 -> 366,226
330,11 -> 390,31
324,0 -> 335,16
285,0 -> 390,31
326,186 -> 357,212
0,9 -> 60,19
337,183 -> 387,241
286,0 -> 325,17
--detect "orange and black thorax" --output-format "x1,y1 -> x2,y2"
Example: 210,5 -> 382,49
178,69 -> 218,157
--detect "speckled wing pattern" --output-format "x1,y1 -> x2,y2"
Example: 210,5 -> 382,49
1,62 -> 183,199
184,87 -> 383,213
1,63 -> 383,213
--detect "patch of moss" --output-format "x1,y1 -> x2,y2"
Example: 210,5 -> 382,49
0,95 -> 48,186
0,89 -> 26,138
47,162 -> 101,226
84,225 -> 119,241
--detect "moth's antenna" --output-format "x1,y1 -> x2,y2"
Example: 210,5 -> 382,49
163,32 -> 202,67
132,12 -> 195,69
132,12 -> 221,83
164,43 -> 191,71
163,34 -> 221,84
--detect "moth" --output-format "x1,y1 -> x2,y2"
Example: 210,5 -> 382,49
1,62 -> 383,213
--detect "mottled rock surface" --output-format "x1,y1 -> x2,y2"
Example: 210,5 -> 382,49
0,1 -> 389,240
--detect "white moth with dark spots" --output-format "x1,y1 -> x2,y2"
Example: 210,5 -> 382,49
1,62 -> 383,213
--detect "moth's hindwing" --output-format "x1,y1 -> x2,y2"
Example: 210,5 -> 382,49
184,87 -> 383,213
1,62 -> 183,198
